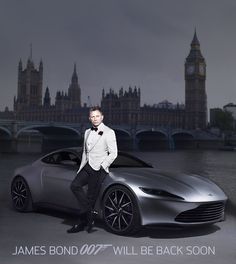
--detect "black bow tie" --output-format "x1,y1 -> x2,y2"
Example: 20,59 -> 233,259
91,127 -> 98,131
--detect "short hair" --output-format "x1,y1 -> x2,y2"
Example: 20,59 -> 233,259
89,106 -> 103,115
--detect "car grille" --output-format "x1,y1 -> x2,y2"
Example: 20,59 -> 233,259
175,202 -> 225,223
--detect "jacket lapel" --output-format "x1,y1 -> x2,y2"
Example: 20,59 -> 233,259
88,135 -> 102,152
85,130 -> 102,152
85,129 -> 91,143
85,124 -> 107,152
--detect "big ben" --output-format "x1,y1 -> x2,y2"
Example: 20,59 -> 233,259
185,30 -> 207,130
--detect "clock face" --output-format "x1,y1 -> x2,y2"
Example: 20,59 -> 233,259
199,64 -> 205,75
187,65 -> 195,74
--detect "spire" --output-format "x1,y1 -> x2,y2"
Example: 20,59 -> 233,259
191,28 -> 200,48
39,58 -> 43,76
45,86 -> 50,94
138,87 -> 141,96
27,43 -> 34,69
43,86 -> 51,107
29,43 -> 33,61
18,59 -> 22,71
119,87 -> 124,97
71,63 -> 78,83
186,29 -> 203,60
39,58 -> 43,67
68,63 -> 81,107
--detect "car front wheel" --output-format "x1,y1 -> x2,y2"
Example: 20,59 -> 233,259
102,185 -> 140,235
11,176 -> 33,212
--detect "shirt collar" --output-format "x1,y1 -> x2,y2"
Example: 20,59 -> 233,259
97,122 -> 104,131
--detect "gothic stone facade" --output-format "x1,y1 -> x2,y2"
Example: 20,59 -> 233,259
5,31 -> 207,129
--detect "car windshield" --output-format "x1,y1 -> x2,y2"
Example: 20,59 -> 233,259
111,153 -> 152,168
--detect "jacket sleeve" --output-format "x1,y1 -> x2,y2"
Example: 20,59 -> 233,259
101,129 -> 118,170
81,135 -> 87,162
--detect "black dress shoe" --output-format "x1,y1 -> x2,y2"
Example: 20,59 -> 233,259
67,223 -> 85,233
84,220 -> 95,233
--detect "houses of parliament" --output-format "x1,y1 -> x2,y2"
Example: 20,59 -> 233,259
2,31 -> 207,130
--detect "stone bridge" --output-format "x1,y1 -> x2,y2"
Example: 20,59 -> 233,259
0,119 -> 222,152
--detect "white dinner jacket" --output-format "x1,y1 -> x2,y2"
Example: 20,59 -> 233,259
77,123 -> 118,173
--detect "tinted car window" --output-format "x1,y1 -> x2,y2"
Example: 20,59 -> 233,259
111,153 -> 152,168
42,153 -> 61,164
42,151 -> 80,165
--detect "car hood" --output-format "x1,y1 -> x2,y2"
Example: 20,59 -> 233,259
110,168 -> 227,202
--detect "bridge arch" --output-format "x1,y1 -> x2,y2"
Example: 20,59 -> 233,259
136,129 -> 168,138
114,128 -> 131,138
171,130 -> 194,138
0,126 -> 12,152
136,129 -> 168,150
113,128 -> 132,150
0,126 -> 12,138
16,125 -> 81,152
172,131 -> 195,149
16,125 -> 81,138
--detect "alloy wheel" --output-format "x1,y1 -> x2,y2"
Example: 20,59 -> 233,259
11,177 -> 32,211
103,187 -> 134,233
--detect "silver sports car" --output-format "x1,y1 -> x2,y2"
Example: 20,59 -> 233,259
11,148 -> 227,235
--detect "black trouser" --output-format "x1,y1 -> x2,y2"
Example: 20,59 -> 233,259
70,163 -> 107,216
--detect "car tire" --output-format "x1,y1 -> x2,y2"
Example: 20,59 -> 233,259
11,176 -> 34,212
102,185 -> 141,235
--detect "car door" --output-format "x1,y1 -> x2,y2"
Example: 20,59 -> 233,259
41,151 -> 81,209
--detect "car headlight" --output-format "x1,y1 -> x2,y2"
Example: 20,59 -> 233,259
139,187 -> 184,200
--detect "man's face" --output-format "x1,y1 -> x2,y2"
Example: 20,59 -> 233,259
89,110 -> 104,127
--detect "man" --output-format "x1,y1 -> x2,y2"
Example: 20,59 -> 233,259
67,106 -> 118,233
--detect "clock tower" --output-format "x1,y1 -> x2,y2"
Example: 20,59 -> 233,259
185,30 -> 207,129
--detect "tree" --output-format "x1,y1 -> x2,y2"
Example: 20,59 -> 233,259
213,109 -> 234,131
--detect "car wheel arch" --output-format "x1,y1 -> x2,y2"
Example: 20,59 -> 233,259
101,183 -> 140,210
101,183 -> 142,235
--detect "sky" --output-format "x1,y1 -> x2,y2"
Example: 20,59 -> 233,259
1,0 -> 236,111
